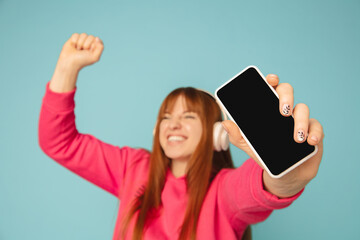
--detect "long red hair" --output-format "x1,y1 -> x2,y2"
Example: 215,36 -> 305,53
120,87 -> 234,239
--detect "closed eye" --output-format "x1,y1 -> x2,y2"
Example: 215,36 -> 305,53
162,114 -> 171,120
183,112 -> 197,119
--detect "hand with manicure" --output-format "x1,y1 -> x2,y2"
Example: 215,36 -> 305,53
222,74 -> 324,198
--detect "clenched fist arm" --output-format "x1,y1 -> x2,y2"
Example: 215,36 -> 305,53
49,33 -> 104,93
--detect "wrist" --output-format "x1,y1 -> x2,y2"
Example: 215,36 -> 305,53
49,63 -> 79,93
55,57 -> 81,74
263,170 -> 307,198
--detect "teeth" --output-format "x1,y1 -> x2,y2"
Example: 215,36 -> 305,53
168,136 -> 185,142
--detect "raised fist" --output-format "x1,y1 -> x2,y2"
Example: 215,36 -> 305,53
57,33 -> 104,71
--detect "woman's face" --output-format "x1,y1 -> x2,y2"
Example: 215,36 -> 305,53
159,96 -> 203,162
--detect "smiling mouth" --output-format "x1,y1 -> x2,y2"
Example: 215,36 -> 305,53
168,135 -> 187,142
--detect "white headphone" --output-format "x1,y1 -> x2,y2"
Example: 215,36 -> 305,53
213,121 -> 229,152
153,89 -> 229,152
204,90 -> 229,152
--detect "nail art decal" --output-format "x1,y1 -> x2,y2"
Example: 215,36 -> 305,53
297,130 -> 305,142
282,104 -> 291,115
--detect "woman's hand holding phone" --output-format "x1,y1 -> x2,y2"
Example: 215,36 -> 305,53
50,33 -> 104,93
220,71 -> 324,198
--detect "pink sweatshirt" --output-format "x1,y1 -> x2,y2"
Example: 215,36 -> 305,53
38,82 -> 302,239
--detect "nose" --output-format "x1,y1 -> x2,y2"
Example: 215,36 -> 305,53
169,117 -> 181,130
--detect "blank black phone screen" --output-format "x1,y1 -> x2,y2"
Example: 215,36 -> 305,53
216,67 -> 315,176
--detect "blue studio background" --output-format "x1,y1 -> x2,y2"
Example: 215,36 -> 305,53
1,0 -> 359,239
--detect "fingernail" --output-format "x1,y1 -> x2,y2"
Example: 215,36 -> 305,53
282,104 -> 291,116
297,130 -> 305,142
311,135 -> 318,142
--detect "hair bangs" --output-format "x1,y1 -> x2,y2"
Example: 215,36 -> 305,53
159,88 -> 206,120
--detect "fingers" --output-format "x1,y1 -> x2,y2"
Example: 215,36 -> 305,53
70,33 -> 80,45
293,103 -> 309,143
265,74 -> 280,88
68,33 -> 102,51
307,118 -> 324,145
267,73 -> 322,146
83,35 -> 95,50
276,83 -> 294,117
221,120 -> 243,146
265,74 -> 294,117
76,33 -> 88,50
222,120 -> 260,163
91,37 -> 104,61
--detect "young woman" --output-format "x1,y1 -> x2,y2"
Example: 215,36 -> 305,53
39,33 -> 324,240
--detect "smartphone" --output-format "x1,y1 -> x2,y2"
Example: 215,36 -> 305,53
215,66 -> 318,178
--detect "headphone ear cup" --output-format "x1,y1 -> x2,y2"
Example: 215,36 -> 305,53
220,127 -> 229,151
213,122 -> 223,151
213,122 -> 229,152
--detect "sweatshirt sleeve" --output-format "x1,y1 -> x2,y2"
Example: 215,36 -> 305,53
219,159 -> 303,225
38,82 -> 148,198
